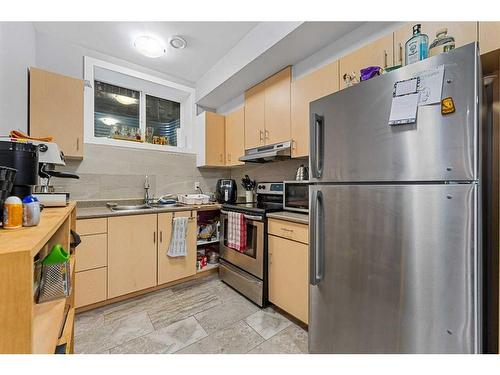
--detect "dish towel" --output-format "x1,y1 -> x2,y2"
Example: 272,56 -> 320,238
167,217 -> 189,257
227,211 -> 246,252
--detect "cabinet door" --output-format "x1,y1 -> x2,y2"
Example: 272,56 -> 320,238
107,214 -> 158,299
268,235 -> 309,324
244,81 -> 266,149
75,267 -> 107,308
339,34 -> 394,90
291,61 -> 339,158
205,112 -> 225,166
157,211 -> 197,285
225,107 -> 245,166
264,66 -> 291,145
393,22 -> 478,66
479,22 -> 500,55
29,67 -> 84,158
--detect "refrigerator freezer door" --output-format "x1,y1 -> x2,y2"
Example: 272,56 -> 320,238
309,43 -> 479,183
309,183 -> 480,353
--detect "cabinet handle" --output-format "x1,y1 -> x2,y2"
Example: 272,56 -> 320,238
76,137 -> 80,151
188,216 -> 196,222
160,231 -> 162,243
259,130 -> 264,141
281,227 -> 294,232
228,153 -> 231,162
153,231 -> 156,244
383,50 -> 388,68
398,43 -> 403,65
265,130 -> 269,140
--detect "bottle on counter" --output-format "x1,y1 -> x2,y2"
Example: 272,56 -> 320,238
405,24 -> 429,65
23,195 -> 41,227
3,196 -> 23,229
429,28 -> 455,57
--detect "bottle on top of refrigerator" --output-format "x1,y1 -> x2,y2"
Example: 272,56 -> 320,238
429,28 -> 455,57
405,24 -> 429,65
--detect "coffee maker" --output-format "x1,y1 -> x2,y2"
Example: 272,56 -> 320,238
0,140 -> 39,198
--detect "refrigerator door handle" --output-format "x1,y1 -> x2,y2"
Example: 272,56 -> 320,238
310,113 -> 324,179
310,190 -> 324,285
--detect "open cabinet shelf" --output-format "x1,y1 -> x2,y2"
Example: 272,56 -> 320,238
32,299 -> 66,354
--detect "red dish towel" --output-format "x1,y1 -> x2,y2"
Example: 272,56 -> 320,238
227,211 -> 247,252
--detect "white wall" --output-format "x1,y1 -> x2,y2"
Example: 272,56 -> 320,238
0,22 -> 36,135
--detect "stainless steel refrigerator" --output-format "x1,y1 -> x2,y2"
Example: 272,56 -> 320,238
308,43 -> 498,354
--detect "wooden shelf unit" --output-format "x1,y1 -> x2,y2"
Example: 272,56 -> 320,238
0,202 -> 77,354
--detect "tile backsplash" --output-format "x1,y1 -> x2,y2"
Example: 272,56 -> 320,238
57,143 -> 229,200
230,158 -> 307,196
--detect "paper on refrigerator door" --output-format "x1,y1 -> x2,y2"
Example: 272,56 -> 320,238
417,65 -> 444,105
388,93 -> 419,126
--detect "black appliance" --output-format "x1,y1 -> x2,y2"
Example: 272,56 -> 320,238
0,141 -> 39,199
215,179 -> 237,204
0,166 -> 17,222
219,182 -> 283,306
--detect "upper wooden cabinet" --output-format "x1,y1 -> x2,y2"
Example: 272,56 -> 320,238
264,67 -> 291,145
244,66 -> 291,149
291,61 -> 339,158
339,34 -> 394,90
157,211 -> 197,285
393,22 -> 478,66
244,81 -> 266,149
225,107 -> 245,166
29,67 -> 84,158
479,22 -> 500,55
202,111 -> 226,167
107,214 -> 158,299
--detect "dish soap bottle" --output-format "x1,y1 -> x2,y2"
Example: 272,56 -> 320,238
429,28 -> 455,57
405,24 -> 428,65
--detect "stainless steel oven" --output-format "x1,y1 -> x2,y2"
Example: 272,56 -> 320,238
283,181 -> 309,213
219,210 -> 264,278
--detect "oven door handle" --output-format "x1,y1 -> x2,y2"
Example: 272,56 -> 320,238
220,210 -> 263,221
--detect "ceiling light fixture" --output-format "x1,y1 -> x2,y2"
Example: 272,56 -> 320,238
169,36 -> 187,50
114,94 -> 137,106
101,117 -> 119,126
133,35 -> 166,58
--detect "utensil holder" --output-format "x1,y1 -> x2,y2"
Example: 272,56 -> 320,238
245,190 -> 254,203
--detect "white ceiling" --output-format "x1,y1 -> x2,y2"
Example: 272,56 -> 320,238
33,21 -> 258,85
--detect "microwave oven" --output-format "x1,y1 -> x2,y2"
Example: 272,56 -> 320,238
283,181 -> 309,213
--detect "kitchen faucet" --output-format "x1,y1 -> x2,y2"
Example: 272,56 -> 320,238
144,175 -> 151,205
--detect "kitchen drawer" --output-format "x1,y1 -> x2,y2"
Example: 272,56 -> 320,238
76,233 -> 107,272
76,218 -> 107,235
268,218 -> 308,244
75,267 -> 107,308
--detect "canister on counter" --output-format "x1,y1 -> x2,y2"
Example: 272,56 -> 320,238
23,195 -> 41,227
3,196 -> 23,229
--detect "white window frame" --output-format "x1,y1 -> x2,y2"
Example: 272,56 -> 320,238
84,56 -> 196,154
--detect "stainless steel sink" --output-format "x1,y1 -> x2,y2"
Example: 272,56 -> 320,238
109,204 -> 153,211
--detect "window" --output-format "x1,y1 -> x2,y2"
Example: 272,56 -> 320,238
93,81 -> 181,146
85,57 -> 195,153
145,95 -> 181,146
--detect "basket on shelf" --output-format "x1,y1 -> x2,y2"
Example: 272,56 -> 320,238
38,244 -> 72,303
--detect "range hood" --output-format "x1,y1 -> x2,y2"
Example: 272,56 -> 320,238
239,141 -> 291,163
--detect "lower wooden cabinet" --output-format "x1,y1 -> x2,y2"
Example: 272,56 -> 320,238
75,233 -> 107,272
107,214 -> 158,299
268,218 -> 309,324
157,211 -> 197,284
75,267 -> 107,308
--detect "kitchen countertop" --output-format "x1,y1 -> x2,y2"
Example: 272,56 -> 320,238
76,199 -> 221,220
267,211 -> 309,225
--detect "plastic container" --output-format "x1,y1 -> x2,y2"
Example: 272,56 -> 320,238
429,28 -> 455,57
3,196 -> 22,229
23,195 -> 41,227
177,194 -> 210,205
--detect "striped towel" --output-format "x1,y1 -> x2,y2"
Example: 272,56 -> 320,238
227,211 -> 246,252
167,217 -> 188,257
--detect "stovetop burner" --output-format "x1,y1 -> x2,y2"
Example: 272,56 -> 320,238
221,181 -> 284,217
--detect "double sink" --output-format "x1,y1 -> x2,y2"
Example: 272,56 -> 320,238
107,202 -> 184,212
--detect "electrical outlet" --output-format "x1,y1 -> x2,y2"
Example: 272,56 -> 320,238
194,182 -> 200,190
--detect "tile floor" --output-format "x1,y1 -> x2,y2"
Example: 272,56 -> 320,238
74,274 -> 308,354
